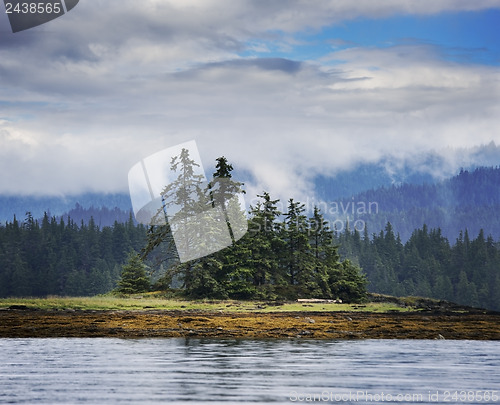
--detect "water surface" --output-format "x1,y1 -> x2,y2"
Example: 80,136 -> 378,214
0,338 -> 499,404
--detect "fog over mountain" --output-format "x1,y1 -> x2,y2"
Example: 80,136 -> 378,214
2,144 -> 500,243
315,141 -> 500,200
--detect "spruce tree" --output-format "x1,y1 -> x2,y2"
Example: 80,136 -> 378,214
283,199 -> 313,288
246,192 -> 284,287
117,253 -> 150,294
141,147 -> 206,289
333,259 -> 367,303
308,206 -> 338,297
209,156 -> 245,243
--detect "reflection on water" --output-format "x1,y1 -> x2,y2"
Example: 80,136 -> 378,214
0,338 -> 499,404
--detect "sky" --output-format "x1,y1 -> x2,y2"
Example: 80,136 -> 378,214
0,0 -> 499,202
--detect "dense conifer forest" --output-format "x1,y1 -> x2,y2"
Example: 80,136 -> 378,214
1,154 -> 499,310
336,223 -> 500,311
0,214 -> 146,297
1,205 -> 500,310
0,198 -> 367,302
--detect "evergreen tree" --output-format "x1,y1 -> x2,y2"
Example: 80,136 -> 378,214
141,147 -> 206,289
308,206 -> 337,297
283,199 -> 314,288
245,192 -> 284,288
433,274 -> 454,301
181,156 -> 247,298
330,259 -> 367,302
223,243 -> 257,299
117,253 -> 150,294
187,256 -> 227,299
209,156 -> 246,244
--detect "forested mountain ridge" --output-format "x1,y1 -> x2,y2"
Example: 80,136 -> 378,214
352,167 -> 500,210
59,204 -> 133,228
316,141 -> 500,200
0,193 -> 132,225
326,166 -> 500,242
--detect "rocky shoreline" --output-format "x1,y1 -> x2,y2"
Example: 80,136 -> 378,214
1,307 -> 499,339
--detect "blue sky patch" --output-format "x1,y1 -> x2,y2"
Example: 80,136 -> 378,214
241,9 -> 500,66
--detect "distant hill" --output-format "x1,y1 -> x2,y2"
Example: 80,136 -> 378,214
0,193 -> 133,226
314,158 -> 437,200
315,141 -> 500,200
59,203 -> 134,228
322,166 -> 500,241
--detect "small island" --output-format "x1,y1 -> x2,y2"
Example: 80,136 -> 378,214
1,294 -> 499,340
2,156 -> 500,342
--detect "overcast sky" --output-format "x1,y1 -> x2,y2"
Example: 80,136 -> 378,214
0,0 -> 499,201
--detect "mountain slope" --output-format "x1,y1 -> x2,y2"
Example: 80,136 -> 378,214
323,166 -> 500,241
315,141 -> 500,200
0,193 -> 132,225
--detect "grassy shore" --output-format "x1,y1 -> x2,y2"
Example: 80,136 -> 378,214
1,294 -> 499,340
0,294 -> 415,313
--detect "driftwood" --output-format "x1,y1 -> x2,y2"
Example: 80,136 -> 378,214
297,298 -> 342,303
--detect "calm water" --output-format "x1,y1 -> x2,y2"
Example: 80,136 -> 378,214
0,338 -> 499,404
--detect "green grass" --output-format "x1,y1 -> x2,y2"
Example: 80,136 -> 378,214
0,295 -> 415,312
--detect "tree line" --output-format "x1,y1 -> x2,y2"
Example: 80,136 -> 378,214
131,192 -> 367,302
336,223 -> 500,311
0,213 -> 146,297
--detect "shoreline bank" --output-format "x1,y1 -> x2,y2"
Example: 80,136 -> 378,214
1,308 -> 499,340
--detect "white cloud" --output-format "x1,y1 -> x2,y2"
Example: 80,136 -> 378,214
0,1 -> 499,200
